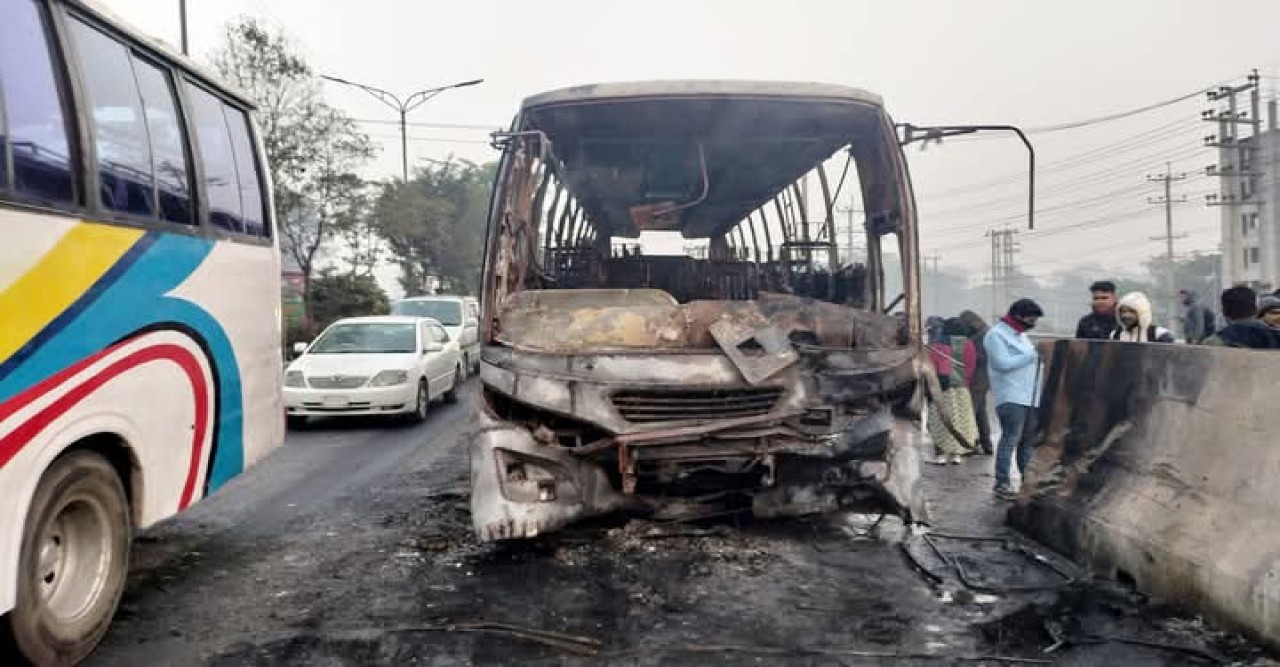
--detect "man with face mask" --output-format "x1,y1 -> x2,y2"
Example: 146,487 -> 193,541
983,299 -> 1045,500
1109,292 -> 1176,343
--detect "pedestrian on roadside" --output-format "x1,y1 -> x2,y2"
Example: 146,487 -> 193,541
984,299 -> 1044,500
1075,280 -> 1118,340
1203,286 -> 1280,349
927,318 -> 980,464
1179,289 -> 1216,344
926,316 -> 945,345
1109,292 -> 1176,343
1261,295 -> 1280,331
958,310 -> 994,455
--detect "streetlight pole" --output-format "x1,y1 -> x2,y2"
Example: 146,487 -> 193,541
320,75 -> 483,181
179,0 -> 189,55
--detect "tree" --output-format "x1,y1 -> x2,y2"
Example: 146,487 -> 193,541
212,17 -> 376,315
307,270 -> 390,331
372,159 -> 495,296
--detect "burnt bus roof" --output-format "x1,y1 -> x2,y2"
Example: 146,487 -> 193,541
516,80 -> 893,240
67,0 -> 258,110
521,80 -> 885,109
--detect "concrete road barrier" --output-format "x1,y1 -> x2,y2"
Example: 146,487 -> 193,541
1009,339 -> 1280,648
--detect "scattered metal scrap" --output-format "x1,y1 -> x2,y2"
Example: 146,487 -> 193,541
902,531 -> 1076,593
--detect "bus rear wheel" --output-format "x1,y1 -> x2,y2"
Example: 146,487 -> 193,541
2,451 -> 131,666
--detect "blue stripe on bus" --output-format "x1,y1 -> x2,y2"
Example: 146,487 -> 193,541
0,232 -> 158,386
0,233 -> 245,494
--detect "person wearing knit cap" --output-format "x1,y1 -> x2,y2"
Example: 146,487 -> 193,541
1260,295 -> 1280,330
982,299 -> 1044,500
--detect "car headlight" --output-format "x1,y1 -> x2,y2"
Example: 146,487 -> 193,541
284,370 -> 307,388
369,370 -> 410,387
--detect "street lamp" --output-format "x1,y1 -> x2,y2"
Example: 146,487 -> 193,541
320,75 -> 483,181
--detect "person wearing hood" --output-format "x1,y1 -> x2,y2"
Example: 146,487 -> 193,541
1204,286 -> 1280,349
983,299 -> 1044,500
1179,289 -> 1216,344
958,310 -> 994,454
1260,295 -> 1280,330
926,318 -> 980,464
1109,292 -> 1176,343
1075,280 -> 1118,339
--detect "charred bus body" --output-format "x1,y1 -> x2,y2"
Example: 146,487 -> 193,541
471,81 -> 942,541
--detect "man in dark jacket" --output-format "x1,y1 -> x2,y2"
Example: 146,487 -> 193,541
958,310 -> 993,454
1203,286 -> 1280,349
1075,280 -> 1118,339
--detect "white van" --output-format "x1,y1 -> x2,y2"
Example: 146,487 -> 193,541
392,296 -> 481,375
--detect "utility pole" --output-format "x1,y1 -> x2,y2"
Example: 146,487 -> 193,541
923,254 -> 941,316
1204,70 -> 1261,289
834,201 -> 863,265
321,75 -> 484,181
179,0 -> 189,55
1147,162 -> 1188,332
986,228 -> 1020,320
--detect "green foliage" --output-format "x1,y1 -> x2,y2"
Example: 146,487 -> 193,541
307,270 -> 390,331
371,159 -> 496,296
211,17 -> 376,308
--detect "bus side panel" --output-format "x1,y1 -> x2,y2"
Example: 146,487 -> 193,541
0,214 -> 283,613
169,238 -> 284,480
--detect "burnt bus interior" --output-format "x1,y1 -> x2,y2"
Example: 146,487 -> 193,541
483,92 -> 917,333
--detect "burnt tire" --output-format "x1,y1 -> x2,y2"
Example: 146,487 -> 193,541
1,450 -> 131,666
443,368 -> 460,404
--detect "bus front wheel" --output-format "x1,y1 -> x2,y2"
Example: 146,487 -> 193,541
2,450 -> 131,666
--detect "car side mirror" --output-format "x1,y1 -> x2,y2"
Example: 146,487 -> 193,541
423,342 -> 444,353
292,342 -> 308,357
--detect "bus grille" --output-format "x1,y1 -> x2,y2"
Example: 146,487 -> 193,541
612,387 -> 784,423
307,375 -> 370,389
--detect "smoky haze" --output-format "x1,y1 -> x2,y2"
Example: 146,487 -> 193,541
100,0 -> 1280,323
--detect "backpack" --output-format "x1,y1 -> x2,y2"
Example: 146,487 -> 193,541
1110,325 -> 1169,342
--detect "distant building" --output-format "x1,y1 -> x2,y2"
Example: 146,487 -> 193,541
1216,98 -> 1280,293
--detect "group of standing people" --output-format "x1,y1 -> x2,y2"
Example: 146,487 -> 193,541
925,300 -> 1043,500
925,279 -> 1280,503
1075,280 -> 1280,349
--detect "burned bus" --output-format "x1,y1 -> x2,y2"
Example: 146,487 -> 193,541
469,80 -> 1029,541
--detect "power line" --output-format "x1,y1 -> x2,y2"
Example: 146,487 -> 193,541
1025,88 -> 1211,134
353,117 -> 502,131
921,138 -> 1208,216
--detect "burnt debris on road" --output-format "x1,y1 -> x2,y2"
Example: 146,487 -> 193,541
88,399 -> 1273,666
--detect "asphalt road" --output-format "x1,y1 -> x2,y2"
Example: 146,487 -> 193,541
86,383 -> 1271,666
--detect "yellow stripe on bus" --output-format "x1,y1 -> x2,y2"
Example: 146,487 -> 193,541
0,223 -> 143,366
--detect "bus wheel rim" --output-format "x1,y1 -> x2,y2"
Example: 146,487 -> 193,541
36,494 -> 112,622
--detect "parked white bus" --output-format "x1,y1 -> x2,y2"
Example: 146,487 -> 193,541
0,0 -> 285,663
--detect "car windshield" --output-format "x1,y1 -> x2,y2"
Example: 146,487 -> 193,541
309,323 -> 417,354
392,299 -> 463,325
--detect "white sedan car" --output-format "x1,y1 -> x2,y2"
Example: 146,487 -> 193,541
284,316 -> 463,427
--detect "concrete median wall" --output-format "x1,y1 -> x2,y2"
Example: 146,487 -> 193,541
1008,339 -> 1280,648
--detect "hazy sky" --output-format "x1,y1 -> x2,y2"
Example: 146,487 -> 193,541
100,0 -> 1280,286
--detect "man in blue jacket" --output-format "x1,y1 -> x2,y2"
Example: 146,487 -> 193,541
983,298 -> 1044,500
